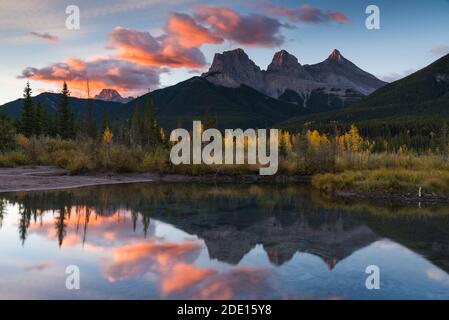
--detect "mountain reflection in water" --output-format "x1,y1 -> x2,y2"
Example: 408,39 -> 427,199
0,183 -> 448,299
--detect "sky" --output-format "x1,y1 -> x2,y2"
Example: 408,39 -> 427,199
0,0 -> 449,104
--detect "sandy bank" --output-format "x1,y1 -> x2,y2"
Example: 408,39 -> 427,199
0,166 -> 309,193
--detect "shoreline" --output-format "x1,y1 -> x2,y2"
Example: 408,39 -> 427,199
332,191 -> 449,204
1,167 -> 448,204
0,166 -> 310,193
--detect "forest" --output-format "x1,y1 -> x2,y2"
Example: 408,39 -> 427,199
1,82 -> 449,196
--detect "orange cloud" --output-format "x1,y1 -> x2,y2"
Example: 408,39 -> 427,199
109,26 -> 207,68
103,241 -> 203,282
194,5 -> 285,47
161,263 -> 215,295
166,13 -> 223,47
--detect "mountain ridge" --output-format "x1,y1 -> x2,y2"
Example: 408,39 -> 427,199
278,52 -> 449,128
202,48 -> 387,110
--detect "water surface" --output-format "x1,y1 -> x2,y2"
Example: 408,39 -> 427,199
0,183 -> 448,299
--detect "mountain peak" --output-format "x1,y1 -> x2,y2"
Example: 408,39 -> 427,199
328,49 -> 344,62
202,48 -> 264,90
268,50 -> 300,69
94,89 -> 133,103
267,50 -> 309,79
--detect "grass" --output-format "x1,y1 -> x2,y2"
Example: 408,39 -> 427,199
3,133 -> 449,197
0,135 -> 261,176
313,168 -> 449,195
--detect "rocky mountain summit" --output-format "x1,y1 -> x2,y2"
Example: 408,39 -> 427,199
202,48 -> 387,110
94,89 -> 133,104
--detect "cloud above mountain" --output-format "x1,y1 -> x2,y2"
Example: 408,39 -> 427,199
256,2 -> 349,24
17,3 -> 348,97
108,5 -> 286,69
18,57 -> 164,95
109,26 -> 207,68
166,12 -> 224,47
194,5 -> 285,47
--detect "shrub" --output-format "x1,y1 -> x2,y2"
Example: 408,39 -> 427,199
0,151 -> 30,167
140,148 -> 170,174
0,118 -> 16,151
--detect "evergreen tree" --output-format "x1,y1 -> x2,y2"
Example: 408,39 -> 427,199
34,102 -> 43,136
111,117 -> 121,143
68,111 -> 75,139
130,102 -> 142,147
142,98 -> 156,147
57,82 -> 74,139
48,113 -> 58,137
0,113 -> 16,151
86,102 -> 97,139
20,82 -> 35,137
40,105 -> 49,136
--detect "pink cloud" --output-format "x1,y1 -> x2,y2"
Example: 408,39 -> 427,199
194,5 -> 285,47
166,13 -> 223,47
19,57 -> 165,96
430,45 -> 449,56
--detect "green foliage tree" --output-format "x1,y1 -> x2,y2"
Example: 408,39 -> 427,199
57,82 -> 75,139
86,102 -> 97,139
40,104 -> 49,136
142,98 -> 157,147
130,101 -> 142,147
34,102 -> 43,136
20,82 -> 35,137
0,113 -> 16,151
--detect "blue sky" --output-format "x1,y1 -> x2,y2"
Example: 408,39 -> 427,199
0,0 -> 448,104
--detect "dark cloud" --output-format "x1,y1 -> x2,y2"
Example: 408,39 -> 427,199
260,3 -> 349,24
30,31 -> 58,42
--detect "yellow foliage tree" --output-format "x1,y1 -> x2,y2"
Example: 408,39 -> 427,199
103,127 -> 113,144
344,124 -> 363,153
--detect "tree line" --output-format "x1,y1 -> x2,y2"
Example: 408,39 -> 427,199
2,81 -> 167,150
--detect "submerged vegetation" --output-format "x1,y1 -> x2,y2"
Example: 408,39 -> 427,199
2,82 -> 449,196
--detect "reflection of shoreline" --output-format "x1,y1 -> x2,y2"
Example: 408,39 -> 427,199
2,183 -> 449,274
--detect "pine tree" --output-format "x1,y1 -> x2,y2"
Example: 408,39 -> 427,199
57,82 -> 74,139
20,82 -> 35,137
35,102 -> 43,136
86,103 -> 97,139
49,113 -> 58,137
142,98 -> 155,147
0,113 -> 16,151
40,105 -> 49,136
130,102 -> 142,147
